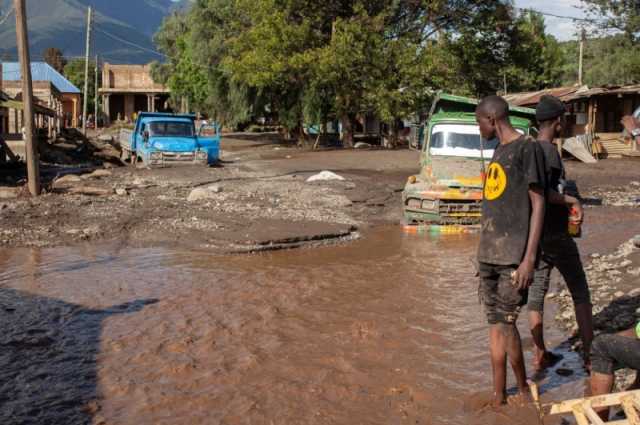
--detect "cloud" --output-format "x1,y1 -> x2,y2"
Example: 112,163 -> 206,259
514,0 -> 586,41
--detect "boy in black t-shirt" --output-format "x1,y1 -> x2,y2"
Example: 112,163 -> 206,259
527,95 -> 593,371
475,96 -> 546,407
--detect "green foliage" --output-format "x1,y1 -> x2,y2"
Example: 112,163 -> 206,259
582,0 -> 640,41
63,58 -> 101,114
43,48 -> 67,74
153,0 -> 566,141
559,35 -> 640,86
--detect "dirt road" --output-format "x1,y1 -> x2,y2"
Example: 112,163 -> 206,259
0,134 -> 416,251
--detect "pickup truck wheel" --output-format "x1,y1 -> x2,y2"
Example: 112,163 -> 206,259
120,149 -> 130,164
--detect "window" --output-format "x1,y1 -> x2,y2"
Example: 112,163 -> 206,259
148,121 -> 194,137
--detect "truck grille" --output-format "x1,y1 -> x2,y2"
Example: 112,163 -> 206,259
162,152 -> 196,162
438,200 -> 481,224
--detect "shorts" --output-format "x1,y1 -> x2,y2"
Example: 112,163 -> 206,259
591,333 -> 640,375
478,262 -> 528,325
528,234 -> 591,312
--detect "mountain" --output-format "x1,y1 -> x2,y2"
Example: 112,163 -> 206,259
0,0 -> 188,64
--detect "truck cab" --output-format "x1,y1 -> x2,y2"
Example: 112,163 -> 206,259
402,94 -> 536,230
120,113 -> 220,168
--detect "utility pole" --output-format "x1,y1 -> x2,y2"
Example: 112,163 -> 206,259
82,6 -> 92,135
14,0 -> 40,195
94,55 -> 98,129
578,28 -> 586,86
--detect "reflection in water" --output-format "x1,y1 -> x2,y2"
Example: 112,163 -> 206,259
0,229 -> 584,424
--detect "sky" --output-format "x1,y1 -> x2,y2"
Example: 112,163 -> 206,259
514,0 -> 587,41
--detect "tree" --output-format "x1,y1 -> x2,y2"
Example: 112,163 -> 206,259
559,35 -> 640,86
63,59 -> 101,115
43,47 -> 67,74
582,0 -> 640,41
153,0 -> 563,146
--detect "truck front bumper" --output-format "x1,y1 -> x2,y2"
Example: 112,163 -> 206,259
148,151 -> 208,167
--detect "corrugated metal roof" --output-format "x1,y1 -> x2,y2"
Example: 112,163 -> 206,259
2,62 -> 81,94
503,86 -> 589,106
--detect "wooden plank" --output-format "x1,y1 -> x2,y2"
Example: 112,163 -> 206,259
548,390 -> 640,415
573,404 -> 591,425
621,396 -> 640,425
583,402 -> 607,425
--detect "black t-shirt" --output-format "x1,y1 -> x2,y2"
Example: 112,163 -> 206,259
538,140 -> 569,237
477,136 -> 546,265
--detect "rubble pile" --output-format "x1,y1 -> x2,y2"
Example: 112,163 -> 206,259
552,235 -> 640,389
588,181 -> 640,207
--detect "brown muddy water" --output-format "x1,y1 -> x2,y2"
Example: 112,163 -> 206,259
1,228 -> 589,425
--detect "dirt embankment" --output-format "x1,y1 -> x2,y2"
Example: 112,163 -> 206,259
0,133 -> 416,252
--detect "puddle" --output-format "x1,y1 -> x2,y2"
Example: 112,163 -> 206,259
0,228 -> 588,424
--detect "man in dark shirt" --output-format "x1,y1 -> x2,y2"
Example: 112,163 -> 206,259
527,95 -> 593,371
476,95 -> 546,407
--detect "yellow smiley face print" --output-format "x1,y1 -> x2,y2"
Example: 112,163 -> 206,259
484,162 -> 507,201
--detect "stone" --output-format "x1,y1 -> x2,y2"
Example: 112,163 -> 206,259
0,187 -> 19,199
83,169 -> 112,179
633,235 -> 640,249
98,134 -> 113,142
208,184 -> 223,193
591,253 -> 600,258
115,188 -> 128,196
614,291 -> 625,298
628,288 -> 640,297
54,174 -> 82,185
187,186 -> 223,202
620,259 -> 633,268
354,142 -> 372,149
306,171 -> 345,182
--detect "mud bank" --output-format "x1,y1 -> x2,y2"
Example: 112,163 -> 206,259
549,177 -> 640,390
0,134 -> 413,252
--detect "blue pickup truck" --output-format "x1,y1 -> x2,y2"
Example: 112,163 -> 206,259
119,113 -> 220,167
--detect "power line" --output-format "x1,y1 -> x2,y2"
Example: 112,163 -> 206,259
0,6 -> 14,27
514,6 -> 602,24
94,26 -> 165,58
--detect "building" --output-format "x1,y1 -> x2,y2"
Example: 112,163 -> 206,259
504,85 -> 640,157
2,62 -> 81,128
99,63 -> 170,124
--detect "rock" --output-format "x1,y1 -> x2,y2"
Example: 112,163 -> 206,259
628,288 -> 640,297
83,169 -> 112,179
208,184 -> 223,193
187,185 -> 223,202
633,235 -> 640,249
620,259 -> 633,268
0,187 -> 19,199
306,171 -> 345,182
68,186 -> 114,196
354,142 -> 372,149
54,174 -> 82,185
115,188 -> 128,196
98,134 -> 113,142
591,253 -> 600,258
614,291 -> 625,298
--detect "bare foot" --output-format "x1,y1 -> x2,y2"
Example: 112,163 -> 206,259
507,389 -> 533,407
491,392 -> 507,408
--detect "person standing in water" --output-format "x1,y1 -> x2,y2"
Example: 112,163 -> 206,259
475,95 -> 546,406
527,95 -> 593,371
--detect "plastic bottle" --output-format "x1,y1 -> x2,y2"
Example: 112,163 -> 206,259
568,207 -> 582,238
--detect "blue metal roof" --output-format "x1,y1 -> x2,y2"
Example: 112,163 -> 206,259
2,62 -> 81,94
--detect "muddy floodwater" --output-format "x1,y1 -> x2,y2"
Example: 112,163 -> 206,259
1,228 -> 591,425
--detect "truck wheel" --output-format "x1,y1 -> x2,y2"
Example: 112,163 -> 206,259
120,149 -> 130,164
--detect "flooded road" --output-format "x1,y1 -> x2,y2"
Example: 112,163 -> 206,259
1,228 -> 591,424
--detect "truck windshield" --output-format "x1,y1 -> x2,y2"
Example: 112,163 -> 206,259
429,124 -> 498,158
148,121 -> 194,137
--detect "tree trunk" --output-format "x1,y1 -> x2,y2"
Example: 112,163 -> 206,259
340,114 -> 354,148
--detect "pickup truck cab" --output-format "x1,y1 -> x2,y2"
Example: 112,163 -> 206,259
120,112 -> 220,167
402,93 -> 536,230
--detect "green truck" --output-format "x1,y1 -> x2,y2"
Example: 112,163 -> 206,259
402,93 -> 536,232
